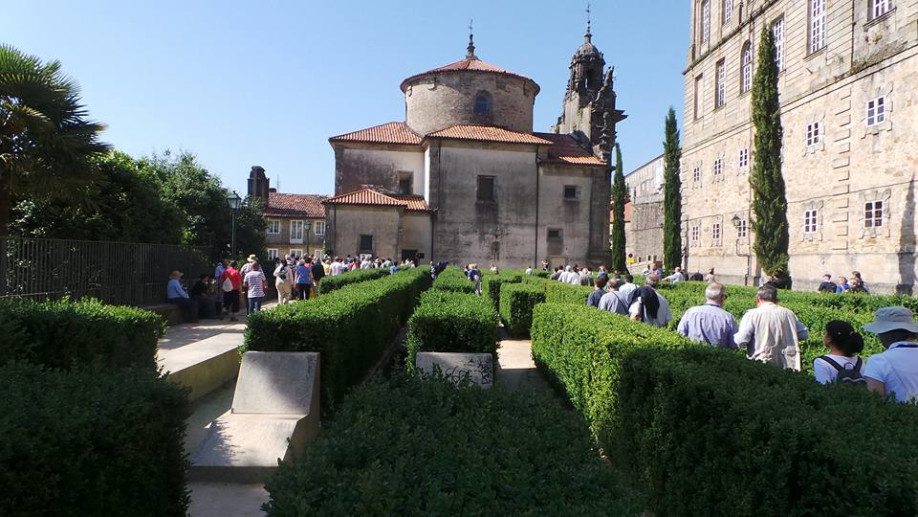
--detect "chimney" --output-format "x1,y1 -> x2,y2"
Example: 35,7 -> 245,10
247,166 -> 270,203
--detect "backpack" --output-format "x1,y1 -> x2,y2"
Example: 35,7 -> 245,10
278,266 -> 288,280
221,275 -> 234,292
819,356 -> 867,388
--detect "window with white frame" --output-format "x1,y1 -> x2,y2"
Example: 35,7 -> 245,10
739,148 -> 749,169
810,0 -> 826,53
737,218 -> 748,238
867,96 -> 886,126
289,249 -> 303,258
290,220 -> 304,243
691,224 -> 701,244
267,219 -> 280,234
715,59 -> 726,108
865,200 -> 884,228
693,165 -> 702,183
267,248 -> 279,260
314,221 -> 326,235
741,42 -> 753,93
773,17 -> 785,71
713,158 -> 724,180
806,122 -> 821,146
701,0 -> 711,44
722,0 -> 733,25
872,0 -> 893,20
712,222 -> 722,243
804,209 -> 818,233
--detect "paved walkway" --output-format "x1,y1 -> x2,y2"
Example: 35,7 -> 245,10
495,338 -> 548,391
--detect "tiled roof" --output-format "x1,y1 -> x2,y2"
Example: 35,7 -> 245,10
391,195 -> 430,212
264,192 -> 327,218
400,57 -> 539,94
324,189 -> 431,212
329,122 -> 423,146
427,125 -> 553,145
535,132 -> 607,166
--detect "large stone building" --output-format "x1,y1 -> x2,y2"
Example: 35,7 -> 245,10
324,25 -> 625,267
681,0 -> 918,292
624,154 -> 665,268
247,166 -> 328,260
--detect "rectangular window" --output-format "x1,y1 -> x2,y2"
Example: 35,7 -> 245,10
773,17 -> 785,71
289,249 -> 302,258
547,228 -> 563,240
872,0 -> 893,19
810,0 -> 827,53
865,201 -> 884,228
713,158 -> 724,179
806,122 -> 821,146
314,221 -> 326,235
267,248 -> 279,260
739,148 -> 749,168
267,219 -> 280,235
701,0 -> 711,44
693,165 -> 702,183
712,222 -> 722,243
694,75 -> 704,119
477,175 -> 495,202
741,43 -> 753,93
715,59 -> 726,108
722,0 -> 733,25
290,220 -> 304,243
398,178 -> 412,195
563,185 -> 579,200
691,224 -> 701,244
867,97 -> 886,126
804,209 -> 818,233
737,218 -> 748,238
359,234 -> 374,253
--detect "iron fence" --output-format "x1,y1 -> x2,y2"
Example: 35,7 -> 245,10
0,238 -> 213,307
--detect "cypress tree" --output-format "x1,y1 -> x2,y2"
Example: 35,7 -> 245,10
750,26 -> 790,280
611,143 -> 627,273
662,107 -> 682,271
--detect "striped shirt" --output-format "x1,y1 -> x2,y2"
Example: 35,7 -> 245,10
244,270 -> 266,298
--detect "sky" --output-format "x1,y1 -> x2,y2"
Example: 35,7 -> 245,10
2,0 -> 689,197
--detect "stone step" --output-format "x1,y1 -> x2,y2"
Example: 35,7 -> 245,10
159,332 -> 243,402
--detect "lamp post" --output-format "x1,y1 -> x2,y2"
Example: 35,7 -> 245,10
227,191 -> 242,259
304,220 -> 312,258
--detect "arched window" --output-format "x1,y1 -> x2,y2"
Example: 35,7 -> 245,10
474,92 -> 491,114
741,41 -> 753,93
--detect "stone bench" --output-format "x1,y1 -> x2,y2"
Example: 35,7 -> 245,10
190,351 -> 321,483
145,303 -> 184,326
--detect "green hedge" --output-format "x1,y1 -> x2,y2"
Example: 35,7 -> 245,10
316,267 -> 389,294
531,303 -> 692,448
544,281 -> 593,304
617,346 -> 918,516
405,290 -> 497,369
0,363 -> 189,516
430,267 -> 476,294
263,375 -> 638,516
0,299 -> 163,371
244,268 -> 431,410
484,273 -> 522,313
499,283 -> 546,337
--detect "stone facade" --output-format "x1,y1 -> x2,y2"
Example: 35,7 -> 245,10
625,154 -> 665,268
681,0 -> 918,293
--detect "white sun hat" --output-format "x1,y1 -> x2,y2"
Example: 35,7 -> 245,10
863,307 -> 918,334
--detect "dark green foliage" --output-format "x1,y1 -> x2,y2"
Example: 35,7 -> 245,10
316,267 -> 389,294
430,267 -> 476,294
405,290 -> 498,369
243,268 -> 431,410
611,143 -> 627,273
751,27 -> 790,278
263,375 -> 638,516
617,346 -> 918,516
0,363 -> 189,517
0,299 -> 163,370
544,281 -> 594,304
662,107 -> 682,270
484,273 -> 522,313
499,283 -> 546,337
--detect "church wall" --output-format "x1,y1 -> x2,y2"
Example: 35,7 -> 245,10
401,213 -> 432,260
403,72 -> 536,135
333,146 -> 424,196
325,205 -> 402,259
537,165 -> 599,267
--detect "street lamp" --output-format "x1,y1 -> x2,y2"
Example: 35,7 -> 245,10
227,191 -> 242,258
731,214 -> 742,227
304,220 -> 312,257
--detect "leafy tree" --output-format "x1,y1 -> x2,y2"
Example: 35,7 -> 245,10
0,45 -> 109,235
662,107 -> 682,270
750,27 -> 789,279
610,143 -> 627,273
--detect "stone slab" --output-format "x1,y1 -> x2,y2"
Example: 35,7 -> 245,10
232,351 -> 319,415
160,333 -> 243,402
416,352 -> 494,389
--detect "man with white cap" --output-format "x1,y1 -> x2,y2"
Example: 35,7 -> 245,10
862,307 -> 918,403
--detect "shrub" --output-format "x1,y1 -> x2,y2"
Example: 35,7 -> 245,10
316,267 -> 389,294
405,291 -> 498,369
0,363 -> 189,516
499,283 -> 546,337
263,375 -> 638,516
544,281 -> 593,304
430,267 -> 476,294
617,346 -> 918,516
484,273 -> 522,313
0,299 -> 163,371
244,268 -> 431,410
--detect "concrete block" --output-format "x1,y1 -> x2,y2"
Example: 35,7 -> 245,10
416,352 -> 494,389
232,351 -> 319,415
160,333 -> 243,402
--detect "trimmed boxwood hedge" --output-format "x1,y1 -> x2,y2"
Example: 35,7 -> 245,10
484,273 -> 522,313
544,281 -> 593,304
499,283 -> 546,337
430,267 -> 477,294
244,267 -> 431,410
316,267 -> 389,294
0,363 -> 189,517
617,346 -> 918,516
0,299 -> 163,371
263,375 -> 638,516
405,290 -> 498,369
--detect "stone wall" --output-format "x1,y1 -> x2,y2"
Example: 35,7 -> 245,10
333,145 -> 425,196
625,155 -> 665,267
324,206 -> 402,259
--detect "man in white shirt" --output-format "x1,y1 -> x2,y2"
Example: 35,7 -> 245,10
734,285 -> 809,371
331,257 -> 348,276
663,267 -> 685,283
618,274 -> 638,300
862,307 -> 918,403
628,274 -> 673,328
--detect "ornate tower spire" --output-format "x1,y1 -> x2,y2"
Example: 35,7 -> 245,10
466,19 -> 477,59
585,3 -> 592,43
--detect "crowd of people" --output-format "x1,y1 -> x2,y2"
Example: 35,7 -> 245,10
817,271 -> 869,294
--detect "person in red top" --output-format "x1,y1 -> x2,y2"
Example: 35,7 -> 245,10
219,260 -> 243,321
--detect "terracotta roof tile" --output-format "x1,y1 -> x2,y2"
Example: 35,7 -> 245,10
535,132 -> 607,166
324,189 -> 431,212
329,122 -> 423,146
264,192 -> 327,218
427,125 -> 553,145
400,57 -> 539,94
391,195 -> 430,212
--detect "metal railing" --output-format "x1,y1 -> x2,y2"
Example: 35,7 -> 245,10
0,238 -> 213,307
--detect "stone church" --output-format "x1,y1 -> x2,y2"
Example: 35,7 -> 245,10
323,23 -> 625,267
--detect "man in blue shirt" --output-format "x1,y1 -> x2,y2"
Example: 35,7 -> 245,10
587,275 -> 608,308
676,282 -> 737,349
167,270 -> 199,323
863,307 -> 918,403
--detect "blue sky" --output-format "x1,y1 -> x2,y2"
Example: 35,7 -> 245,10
3,0 -> 689,196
